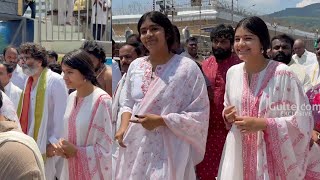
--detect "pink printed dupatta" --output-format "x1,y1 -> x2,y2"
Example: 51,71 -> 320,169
115,55 -> 210,180
219,61 -> 314,180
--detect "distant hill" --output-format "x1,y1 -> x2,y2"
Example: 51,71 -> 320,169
266,3 -> 320,32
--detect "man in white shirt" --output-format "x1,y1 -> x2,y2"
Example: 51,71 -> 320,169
92,0 -> 110,40
3,46 -> 27,90
0,62 -> 22,110
292,39 -> 318,77
270,34 -> 312,92
18,43 -> 68,180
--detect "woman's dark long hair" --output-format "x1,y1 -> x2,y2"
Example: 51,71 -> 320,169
61,50 -> 100,87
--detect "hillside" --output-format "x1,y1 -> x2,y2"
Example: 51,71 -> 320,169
266,3 -> 320,32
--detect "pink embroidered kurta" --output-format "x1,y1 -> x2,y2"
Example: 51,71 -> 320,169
218,60 -> 314,180
59,88 -> 112,180
197,54 -> 241,179
115,55 -> 210,180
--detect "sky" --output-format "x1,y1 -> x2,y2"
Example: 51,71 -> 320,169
112,0 -> 320,15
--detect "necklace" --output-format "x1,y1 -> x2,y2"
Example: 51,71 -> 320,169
96,66 -> 106,78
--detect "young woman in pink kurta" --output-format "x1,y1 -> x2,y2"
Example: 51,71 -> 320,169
114,11 -> 210,180
218,16 -> 314,179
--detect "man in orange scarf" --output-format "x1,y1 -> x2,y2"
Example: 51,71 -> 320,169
18,43 -> 68,180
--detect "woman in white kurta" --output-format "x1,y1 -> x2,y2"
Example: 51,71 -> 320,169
218,16 -> 314,179
54,50 -> 112,180
114,11 -> 209,180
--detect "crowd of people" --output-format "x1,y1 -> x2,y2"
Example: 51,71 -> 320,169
112,11 -> 320,180
0,40 -> 112,180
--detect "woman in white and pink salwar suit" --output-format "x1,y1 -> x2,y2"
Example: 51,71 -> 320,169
54,50 -> 112,180
218,17 -> 314,180
114,11 -> 209,180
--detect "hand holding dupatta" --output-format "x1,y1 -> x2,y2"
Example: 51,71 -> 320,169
129,114 -> 167,131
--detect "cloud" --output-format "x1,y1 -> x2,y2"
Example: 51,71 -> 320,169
296,0 -> 320,7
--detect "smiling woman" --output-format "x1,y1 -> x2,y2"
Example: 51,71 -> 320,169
218,16 -> 316,179
114,11 -> 210,180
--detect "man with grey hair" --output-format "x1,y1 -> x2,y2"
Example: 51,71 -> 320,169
293,39 -> 317,77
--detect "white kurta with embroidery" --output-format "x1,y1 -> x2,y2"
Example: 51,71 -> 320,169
115,55 -> 210,180
59,88 -> 112,180
218,60 -> 314,180
4,81 -> 22,111
25,69 -> 68,180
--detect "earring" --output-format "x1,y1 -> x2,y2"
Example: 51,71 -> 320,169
84,79 -> 87,82
261,48 -> 264,54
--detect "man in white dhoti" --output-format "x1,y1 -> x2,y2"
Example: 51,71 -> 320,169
18,43 -> 68,180
3,46 -> 27,89
0,62 -> 22,110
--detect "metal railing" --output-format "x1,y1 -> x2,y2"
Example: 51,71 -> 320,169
36,0 -> 111,42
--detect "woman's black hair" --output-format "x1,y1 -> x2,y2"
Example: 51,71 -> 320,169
235,16 -> 270,58
61,50 -> 100,87
137,11 -> 174,51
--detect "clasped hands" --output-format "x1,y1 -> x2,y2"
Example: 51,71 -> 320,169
46,139 -> 78,159
224,106 -> 267,133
